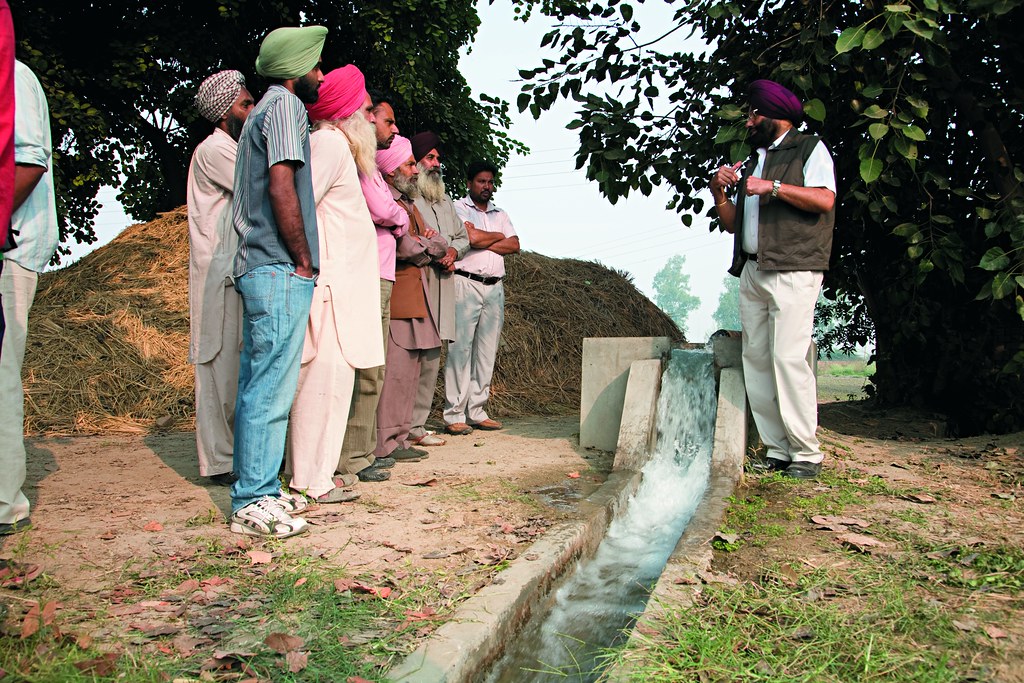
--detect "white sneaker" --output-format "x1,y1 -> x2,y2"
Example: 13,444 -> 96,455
230,497 -> 308,538
278,488 -> 308,514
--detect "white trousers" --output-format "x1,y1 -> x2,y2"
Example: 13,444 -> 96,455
287,300 -> 356,498
0,261 -> 37,525
739,261 -> 823,463
194,290 -> 241,476
444,277 -> 504,425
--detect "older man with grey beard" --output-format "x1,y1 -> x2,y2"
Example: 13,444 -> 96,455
408,132 -> 469,447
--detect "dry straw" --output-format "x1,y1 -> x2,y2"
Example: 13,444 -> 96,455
24,207 -> 682,435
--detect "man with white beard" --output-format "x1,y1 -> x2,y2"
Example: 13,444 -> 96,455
408,132 -> 469,448
286,65 -> 385,503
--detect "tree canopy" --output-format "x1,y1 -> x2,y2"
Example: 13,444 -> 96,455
514,0 -> 1024,434
12,0 -> 522,262
712,275 -> 740,332
652,254 -> 700,336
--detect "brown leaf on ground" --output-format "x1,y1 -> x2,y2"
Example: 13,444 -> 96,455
286,650 -> 308,673
40,601 -> 59,626
99,530 -> 117,540
130,622 -> 181,637
904,493 -> 937,504
293,577 -> 307,588
72,652 -> 120,676
74,633 -> 94,649
381,540 -> 413,553
836,533 -> 888,553
984,624 -> 1008,639
953,618 -> 979,632
172,635 -> 210,656
20,603 -> 41,639
567,471 -> 580,479
698,571 -> 740,586
264,632 -> 305,653
247,550 -> 273,565
348,678 -> 376,683
811,515 -> 871,529
170,578 -> 201,595
401,477 -> 438,487
143,521 -> 164,532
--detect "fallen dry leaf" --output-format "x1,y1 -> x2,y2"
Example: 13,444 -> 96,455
983,624 -> 1008,639
401,477 -> 438,487
952,618 -> 978,632
286,650 -> 308,673
348,678 -> 375,683
20,603 -> 41,639
143,521 -> 164,532
904,493 -> 937,504
73,652 -> 120,676
835,533 -> 887,553
811,515 -> 870,529
264,632 -> 305,654
567,471 -> 580,479
293,577 -> 307,588
247,550 -> 273,565
98,530 -> 117,540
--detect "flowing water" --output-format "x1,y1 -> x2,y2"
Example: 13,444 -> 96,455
485,349 -> 717,682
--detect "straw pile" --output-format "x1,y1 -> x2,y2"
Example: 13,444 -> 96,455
23,207 -> 681,435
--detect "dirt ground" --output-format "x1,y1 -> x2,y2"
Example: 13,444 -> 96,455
10,416 -> 610,593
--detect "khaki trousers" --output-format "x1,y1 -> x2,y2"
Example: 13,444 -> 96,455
194,289 -> 241,476
443,277 -> 504,425
409,346 -> 441,440
0,261 -> 37,525
338,279 -> 391,475
739,260 -> 823,463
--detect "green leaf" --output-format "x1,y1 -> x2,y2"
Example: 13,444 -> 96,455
715,126 -> 739,144
893,222 -> 918,237
1016,276 -> 1024,288
860,157 -> 883,183
903,125 -> 927,141
984,221 -> 1003,238
907,244 -> 924,258
869,123 -> 889,140
976,207 -> 994,220
804,98 -> 826,122
903,19 -> 935,40
863,29 -> 886,49
836,26 -> 866,53
992,272 -> 1014,299
975,280 -> 993,300
863,104 -> 889,119
862,84 -> 884,99
885,3 -> 912,12
979,246 -> 1010,271
918,259 -> 934,273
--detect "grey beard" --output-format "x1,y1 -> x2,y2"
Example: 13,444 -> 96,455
391,170 -> 420,198
416,163 -> 447,203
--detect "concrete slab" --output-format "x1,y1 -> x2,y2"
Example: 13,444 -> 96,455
613,359 -> 662,473
580,337 -> 671,453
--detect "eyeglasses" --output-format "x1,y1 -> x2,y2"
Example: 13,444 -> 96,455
746,107 -> 760,122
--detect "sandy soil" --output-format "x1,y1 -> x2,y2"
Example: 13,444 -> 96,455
12,416 -> 610,594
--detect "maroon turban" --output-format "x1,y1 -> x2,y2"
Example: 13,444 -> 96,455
305,64 -> 367,122
748,79 -> 803,124
410,131 -> 441,163
376,135 -> 413,175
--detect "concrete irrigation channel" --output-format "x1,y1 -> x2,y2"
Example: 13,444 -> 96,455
387,335 -> 748,682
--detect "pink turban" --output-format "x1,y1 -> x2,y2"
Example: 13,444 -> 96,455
376,135 -> 413,176
748,79 -> 804,124
305,65 -> 367,122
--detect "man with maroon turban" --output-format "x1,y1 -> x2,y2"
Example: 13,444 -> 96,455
374,136 -> 449,462
709,78 -> 836,481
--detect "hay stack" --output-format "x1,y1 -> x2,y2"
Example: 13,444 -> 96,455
23,208 -> 681,435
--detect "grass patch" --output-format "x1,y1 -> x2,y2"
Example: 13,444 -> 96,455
821,361 -> 876,377
0,541 -> 464,682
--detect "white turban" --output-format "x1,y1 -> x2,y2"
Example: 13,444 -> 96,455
195,70 -> 246,123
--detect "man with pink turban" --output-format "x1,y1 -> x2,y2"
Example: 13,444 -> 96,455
285,65 -> 385,503
187,70 -> 254,487
337,94 -> 412,483
374,136 -> 449,462
709,78 -> 836,481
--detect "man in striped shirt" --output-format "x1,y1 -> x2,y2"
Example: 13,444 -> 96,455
228,25 -> 326,538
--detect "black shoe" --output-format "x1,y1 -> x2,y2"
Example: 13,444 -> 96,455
207,472 -> 239,487
0,518 -> 31,535
782,461 -> 822,480
357,466 -> 391,482
391,447 -> 428,461
372,457 -> 396,469
748,457 -> 789,473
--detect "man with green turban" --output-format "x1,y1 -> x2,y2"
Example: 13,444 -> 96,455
228,25 -> 327,538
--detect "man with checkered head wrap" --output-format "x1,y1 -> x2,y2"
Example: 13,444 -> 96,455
709,78 -> 837,481
186,70 -> 255,487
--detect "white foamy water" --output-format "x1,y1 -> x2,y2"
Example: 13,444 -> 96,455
486,349 -> 717,682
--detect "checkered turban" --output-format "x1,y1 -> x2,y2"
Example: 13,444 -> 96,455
195,70 -> 246,123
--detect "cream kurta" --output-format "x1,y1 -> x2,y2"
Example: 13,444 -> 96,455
288,127 -> 384,498
186,128 -> 242,476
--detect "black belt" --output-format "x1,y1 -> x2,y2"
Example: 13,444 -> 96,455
744,252 -> 758,262
455,270 -> 503,285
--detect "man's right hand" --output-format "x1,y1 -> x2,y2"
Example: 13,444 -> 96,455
710,161 -> 743,199
294,264 -> 313,279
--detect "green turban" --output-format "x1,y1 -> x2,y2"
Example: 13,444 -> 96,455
255,26 -> 328,80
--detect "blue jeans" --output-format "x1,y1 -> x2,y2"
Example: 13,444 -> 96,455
231,263 -> 314,512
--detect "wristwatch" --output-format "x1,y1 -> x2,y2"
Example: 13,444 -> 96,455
771,179 -> 781,199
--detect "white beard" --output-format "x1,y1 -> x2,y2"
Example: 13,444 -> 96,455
391,170 -> 420,198
416,161 -> 447,203
338,113 -> 378,177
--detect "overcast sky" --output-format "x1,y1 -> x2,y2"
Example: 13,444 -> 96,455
71,2 -> 734,342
